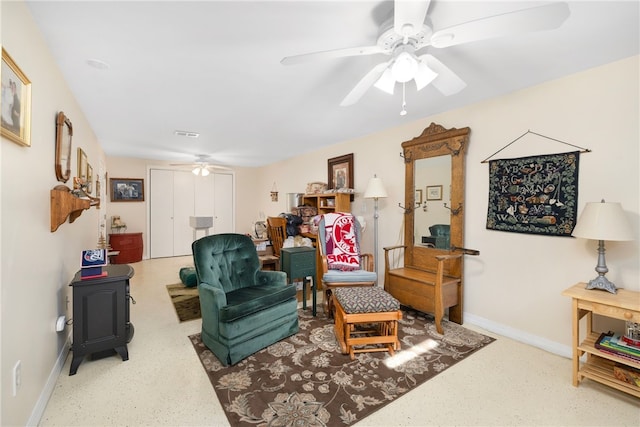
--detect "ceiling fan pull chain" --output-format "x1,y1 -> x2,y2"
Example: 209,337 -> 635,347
400,82 -> 407,116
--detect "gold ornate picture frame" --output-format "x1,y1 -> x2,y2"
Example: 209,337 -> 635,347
1,48 -> 32,147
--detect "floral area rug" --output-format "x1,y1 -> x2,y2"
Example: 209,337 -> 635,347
166,283 -> 200,322
189,309 -> 494,426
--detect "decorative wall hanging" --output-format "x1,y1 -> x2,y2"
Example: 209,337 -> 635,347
483,131 -> 590,237
1,48 -> 31,147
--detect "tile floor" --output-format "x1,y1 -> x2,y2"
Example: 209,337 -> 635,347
39,256 -> 640,426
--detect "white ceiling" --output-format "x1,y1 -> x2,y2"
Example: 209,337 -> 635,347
25,1 -> 639,167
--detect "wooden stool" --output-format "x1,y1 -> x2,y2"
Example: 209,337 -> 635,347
333,287 -> 402,360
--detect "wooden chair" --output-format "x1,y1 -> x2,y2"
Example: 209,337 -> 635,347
266,216 -> 287,258
317,213 -> 376,317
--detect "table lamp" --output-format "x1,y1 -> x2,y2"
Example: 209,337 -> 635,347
364,175 -> 388,279
571,200 -> 634,293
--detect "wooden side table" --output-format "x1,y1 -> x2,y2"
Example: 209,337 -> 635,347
562,283 -> 640,397
281,247 -> 317,316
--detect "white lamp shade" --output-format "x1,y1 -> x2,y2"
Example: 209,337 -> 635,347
364,176 -> 388,199
374,68 -> 395,94
572,201 -> 634,241
414,61 -> 438,91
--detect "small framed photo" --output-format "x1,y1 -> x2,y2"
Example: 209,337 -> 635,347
110,178 -> 144,202
426,185 -> 443,201
1,48 -> 31,147
77,148 -> 88,182
415,189 -> 423,206
86,164 -> 93,194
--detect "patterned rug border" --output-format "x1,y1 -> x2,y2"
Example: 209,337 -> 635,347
190,309 -> 495,426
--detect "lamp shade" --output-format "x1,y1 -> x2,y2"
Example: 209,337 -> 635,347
364,176 -> 388,199
572,201 -> 634,241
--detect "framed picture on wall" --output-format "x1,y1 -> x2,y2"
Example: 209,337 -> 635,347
328,153 -> 354,190
1,48 -> 31,147
110,178 -> 144,202
77,148 -> 88,182
426,185 -> 443,201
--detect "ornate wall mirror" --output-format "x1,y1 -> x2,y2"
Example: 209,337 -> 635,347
55,111 -> 73,183
402,122 -> 470,269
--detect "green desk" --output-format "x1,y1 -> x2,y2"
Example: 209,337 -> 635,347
280,247 -> 316,316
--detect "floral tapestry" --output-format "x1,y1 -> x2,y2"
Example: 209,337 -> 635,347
486,151 -> 580,236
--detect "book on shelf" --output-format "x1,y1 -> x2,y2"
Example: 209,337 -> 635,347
613,364 -> 640,388
595,332 -> 640,362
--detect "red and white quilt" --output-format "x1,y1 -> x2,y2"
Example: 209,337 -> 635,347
323,213 -> 360,271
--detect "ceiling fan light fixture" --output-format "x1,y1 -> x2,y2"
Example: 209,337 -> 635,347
414,61 -> 438,91
192,167 -> 201,176
200,168 -> 210,177
391,52 -> 418,83
374,68 -> 396,94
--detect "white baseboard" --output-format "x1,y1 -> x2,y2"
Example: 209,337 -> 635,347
28,333 -> 71,426
464,312 -> 573,359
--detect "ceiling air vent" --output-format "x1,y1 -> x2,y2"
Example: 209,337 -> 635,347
174,130 -> 200,138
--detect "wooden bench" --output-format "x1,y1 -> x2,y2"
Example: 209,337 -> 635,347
384,245 -> 463,334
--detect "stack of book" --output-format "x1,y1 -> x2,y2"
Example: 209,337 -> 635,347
595,331 -> 640,363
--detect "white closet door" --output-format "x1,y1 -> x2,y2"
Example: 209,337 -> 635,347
149,169 -> 175,258
172,170 -> 195,256
214,173 -> 234,233
194,174 -> 215,217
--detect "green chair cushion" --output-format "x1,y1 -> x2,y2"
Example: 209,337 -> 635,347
220,283 -> 297,323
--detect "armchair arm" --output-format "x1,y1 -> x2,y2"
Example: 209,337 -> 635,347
255,270 -> 287,287
198,281 -> 228,340
383,245 -> 406,270
360,253 -> 374,272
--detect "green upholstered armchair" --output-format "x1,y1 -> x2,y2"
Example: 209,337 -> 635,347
428,224 -> 451,250
192,233 -> 299,366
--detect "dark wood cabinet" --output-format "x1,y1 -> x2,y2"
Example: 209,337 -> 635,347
69,264 -> 134,375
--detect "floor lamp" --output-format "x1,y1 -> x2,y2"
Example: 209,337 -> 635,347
364,175 -> 388,282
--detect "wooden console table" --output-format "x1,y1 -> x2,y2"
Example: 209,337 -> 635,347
562,283 -> 640,397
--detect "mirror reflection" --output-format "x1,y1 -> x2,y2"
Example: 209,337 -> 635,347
414,155 -> 451,248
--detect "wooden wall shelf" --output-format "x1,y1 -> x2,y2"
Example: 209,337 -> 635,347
51,185 -> 100,232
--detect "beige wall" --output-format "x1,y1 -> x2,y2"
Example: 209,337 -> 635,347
1,0 -> 638,425
1,1 -> 107,425
241,55 -> 640,353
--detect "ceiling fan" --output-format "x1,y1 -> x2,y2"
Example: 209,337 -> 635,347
281,0 -> 570,112
169,155 -> 231,176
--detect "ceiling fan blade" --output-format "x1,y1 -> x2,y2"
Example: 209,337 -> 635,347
206,165 -> 232,172
281,45 -> 385,65
340,61 -> 391,106
419,54 -> 466,96
394,0 -> 431,37
430,2 -> 570,48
